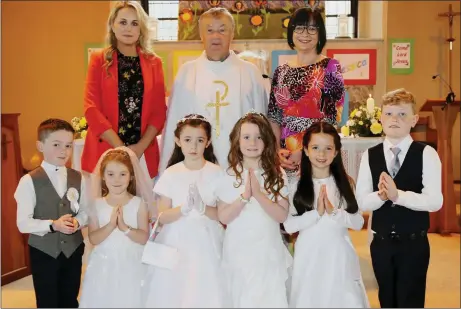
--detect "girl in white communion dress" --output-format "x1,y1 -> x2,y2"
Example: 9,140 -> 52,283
216,112 -> 292,308
142,114 -> 228,308
283,122 -> 369,308
79,147 -> 152,308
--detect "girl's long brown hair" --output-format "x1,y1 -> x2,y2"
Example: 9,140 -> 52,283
227,113 -> 286,201
100,149 -> 136,197
167,114 -> 217,168
293,122 -> 358,215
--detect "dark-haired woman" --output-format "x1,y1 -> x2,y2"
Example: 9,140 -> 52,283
283,122 -> 369,308
268,7 -> 346,203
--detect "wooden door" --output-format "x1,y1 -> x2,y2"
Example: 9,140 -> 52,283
1,126 -> 30,285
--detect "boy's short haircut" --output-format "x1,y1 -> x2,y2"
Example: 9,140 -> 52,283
382,88 -> 417,113
37,118 -> 75,142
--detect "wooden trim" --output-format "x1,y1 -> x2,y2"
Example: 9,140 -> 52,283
140,0 -> 149,14
1,267 -> 30,286
1,114 -> 31,285
351,0 -> 359,38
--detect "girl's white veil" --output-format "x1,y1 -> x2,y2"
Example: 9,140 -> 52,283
87,146 -> 156,228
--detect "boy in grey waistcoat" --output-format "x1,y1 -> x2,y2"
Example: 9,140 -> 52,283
15,118 -> 88,308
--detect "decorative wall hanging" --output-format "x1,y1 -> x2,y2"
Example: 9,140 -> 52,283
178,1 -> 325,40
85,43 -> 104,70
154,50 -> 171,91
172,50 -> 203,78
326,49 -> 377,85
389,38 -> 414,75
270,50 -> 297,74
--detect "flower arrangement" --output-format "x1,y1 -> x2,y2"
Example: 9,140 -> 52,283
341,105 -> 383,137
71,116 -> 88,139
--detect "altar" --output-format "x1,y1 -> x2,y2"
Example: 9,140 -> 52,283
340,136 -> 384,182
72,136 -> 383,181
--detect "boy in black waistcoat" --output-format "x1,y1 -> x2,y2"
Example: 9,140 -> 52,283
356,89 -> 443,308
14,119 -> 88,308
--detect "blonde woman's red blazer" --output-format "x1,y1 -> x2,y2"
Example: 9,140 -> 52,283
82,48 -> 167,178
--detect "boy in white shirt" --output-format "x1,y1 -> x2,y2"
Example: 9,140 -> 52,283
356,89 -> 443,308
15,118 -> 88,308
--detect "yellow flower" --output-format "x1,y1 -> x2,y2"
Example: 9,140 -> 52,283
80,130 -> 87,138
341,126 -> 350,136
79,117 -> 87,127
359,121 -> 364,125
350,109 -> 357,117
370,122 -> 383,135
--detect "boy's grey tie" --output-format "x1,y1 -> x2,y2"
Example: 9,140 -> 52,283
390,147 -> 401,177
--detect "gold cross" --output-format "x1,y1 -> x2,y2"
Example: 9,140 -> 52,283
206,80 -> 229,137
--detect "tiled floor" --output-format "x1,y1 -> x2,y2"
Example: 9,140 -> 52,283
2,230 -> 459,308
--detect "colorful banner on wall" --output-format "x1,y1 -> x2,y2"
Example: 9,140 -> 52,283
326,49 -> 377,85
172,50 -> 203,78
389,38 -> 414,75
177,0 -> 325,40
271,50 -> 297,74
154,50 -> 171,92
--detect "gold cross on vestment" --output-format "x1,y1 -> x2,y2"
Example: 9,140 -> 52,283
206,80 -> 230,137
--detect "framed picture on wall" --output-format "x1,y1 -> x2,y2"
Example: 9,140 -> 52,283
154,50 -> 171,93
172,50 -> 203,79
326,49 -> 377,85
85,43 -> 104,69
338,91 -> 350,128
389,38 -> 414,75
271,50 -> 297,75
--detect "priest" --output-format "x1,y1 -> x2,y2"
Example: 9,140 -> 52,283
159,7 -> 268,172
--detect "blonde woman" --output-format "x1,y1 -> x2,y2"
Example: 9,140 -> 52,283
82,1 -> 166,183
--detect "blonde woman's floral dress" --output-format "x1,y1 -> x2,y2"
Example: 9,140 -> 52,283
117,50 -> 144,146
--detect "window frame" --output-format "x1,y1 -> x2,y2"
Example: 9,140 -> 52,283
324,0 -> 358,38
142,0 -> 180,41
141,0 -> 358,40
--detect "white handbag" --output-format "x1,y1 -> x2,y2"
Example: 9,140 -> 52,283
141,213 -> 179,270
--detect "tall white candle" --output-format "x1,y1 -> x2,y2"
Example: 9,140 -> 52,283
366,94 -> 375,113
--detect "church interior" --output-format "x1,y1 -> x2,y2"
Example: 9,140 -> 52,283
1,1 -> 460,308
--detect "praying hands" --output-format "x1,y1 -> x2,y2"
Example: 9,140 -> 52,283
181,183 -> 206,216
317,184 -> 336,216
377,172 -> 398,202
